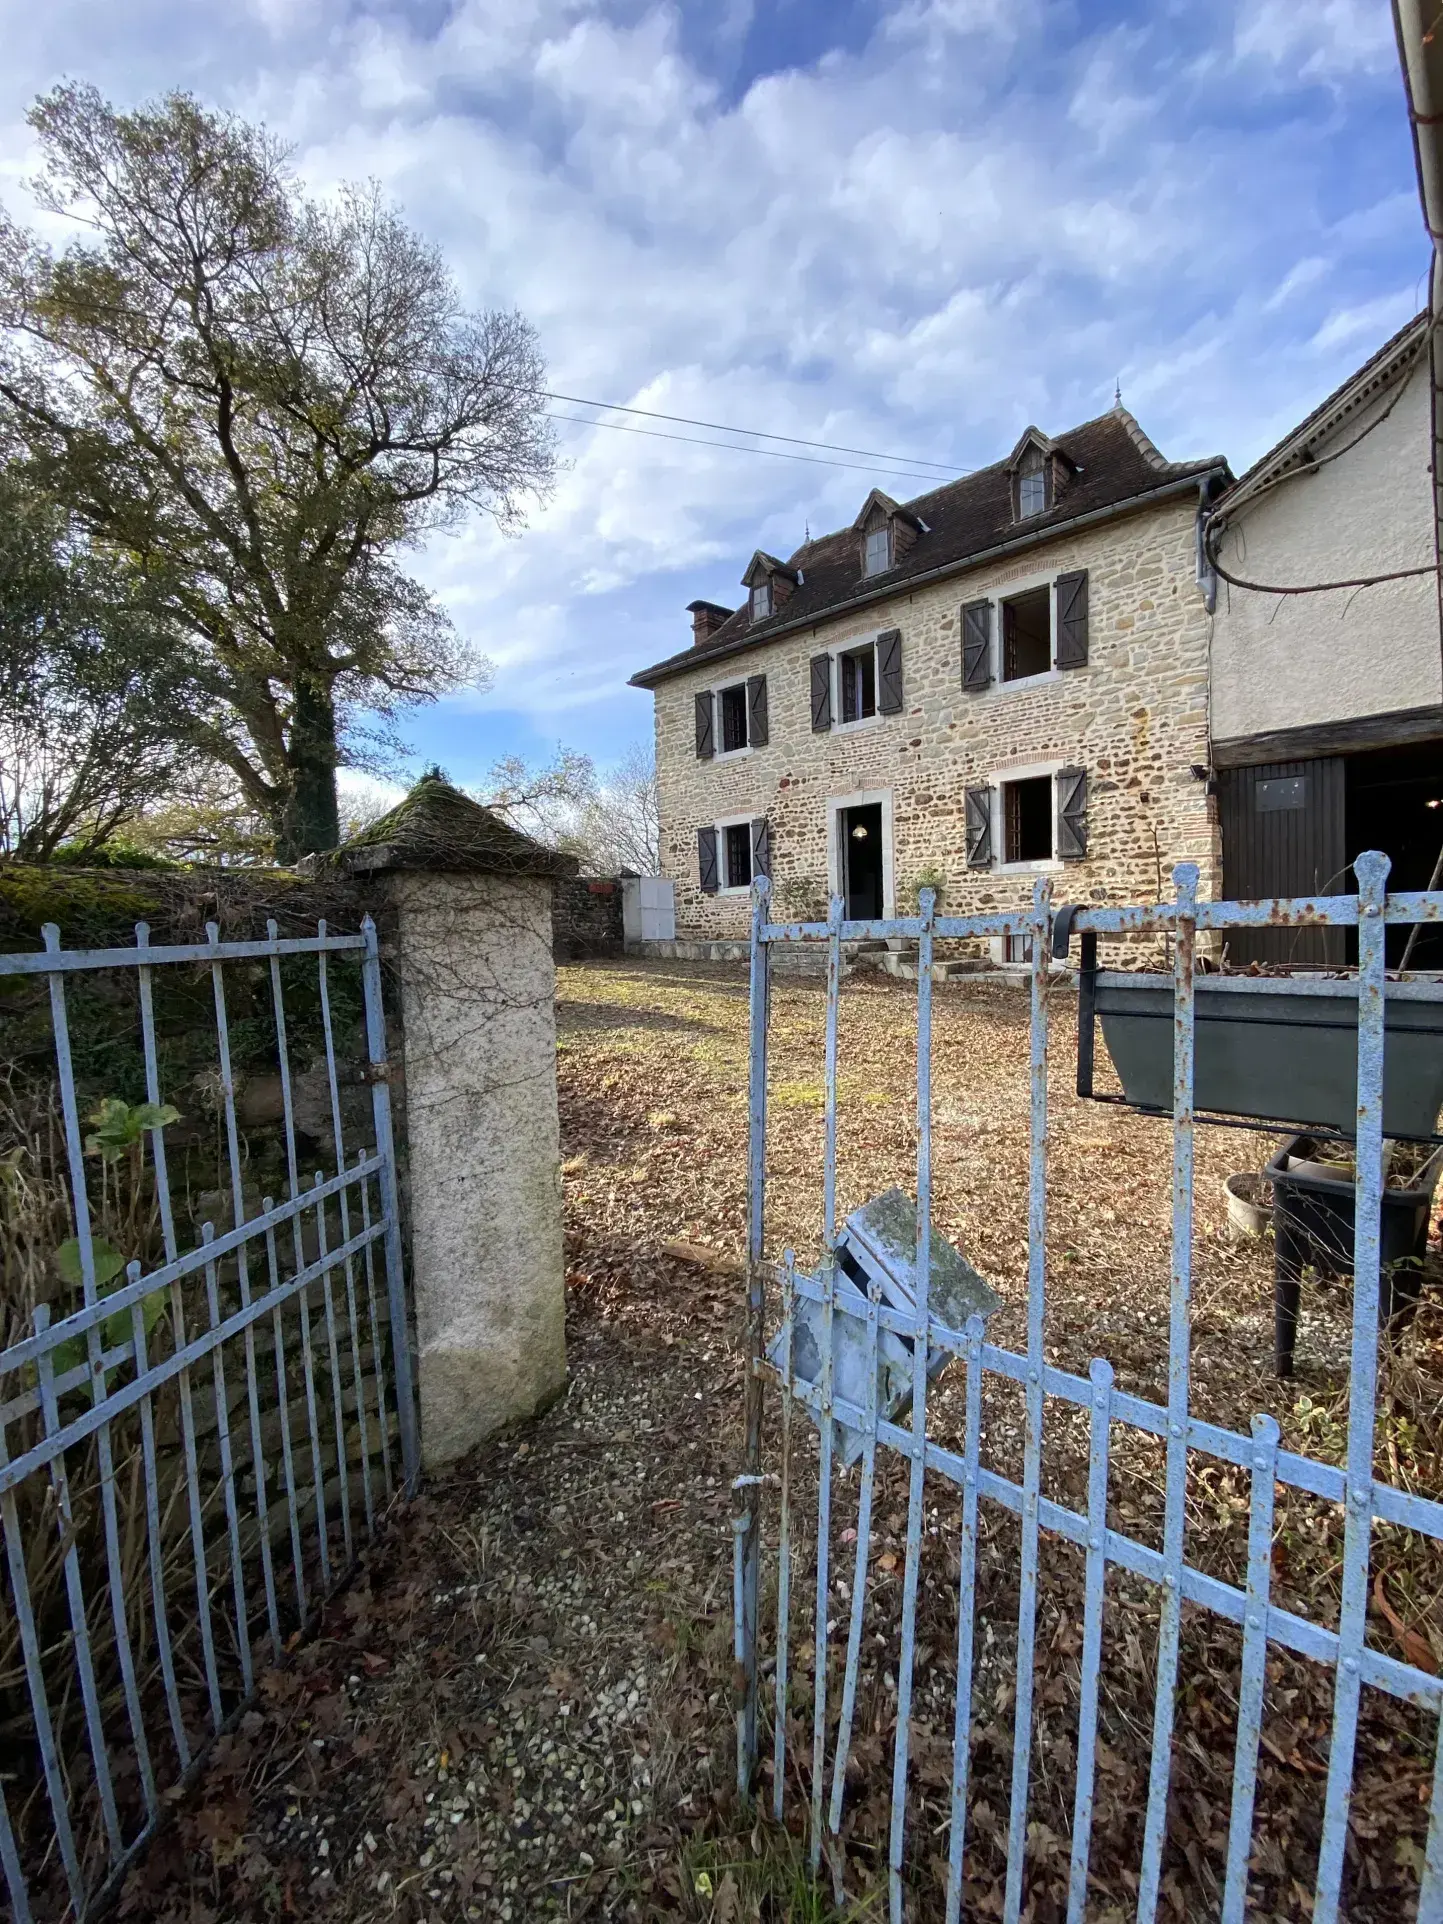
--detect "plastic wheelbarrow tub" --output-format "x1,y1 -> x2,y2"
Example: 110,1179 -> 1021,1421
1093,972 -> 1443,1139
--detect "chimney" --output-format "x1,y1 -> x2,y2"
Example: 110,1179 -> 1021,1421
687,600 -> 733,647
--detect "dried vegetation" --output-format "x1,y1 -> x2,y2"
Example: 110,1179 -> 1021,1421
117,958 -> 1442,1922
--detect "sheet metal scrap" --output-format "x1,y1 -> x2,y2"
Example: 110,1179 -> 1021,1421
768,1187 -> 1002,1467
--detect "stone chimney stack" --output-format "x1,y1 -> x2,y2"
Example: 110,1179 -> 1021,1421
687,600 -> 733,647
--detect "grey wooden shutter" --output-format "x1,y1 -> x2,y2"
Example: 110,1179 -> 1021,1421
810,654 -> 833,732
1055,569 -> 1089,669
965,786 -> 994,867
746,673 -> 769,747
876,629 -> 903,714
961,600 -> 993,691
695,690 -> 715,759
697,825 -> 720,892
1056,766 -> 1088,859
751,817 -> 771,880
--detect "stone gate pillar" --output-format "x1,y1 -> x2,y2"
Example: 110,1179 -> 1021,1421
336,777 -> 573,1468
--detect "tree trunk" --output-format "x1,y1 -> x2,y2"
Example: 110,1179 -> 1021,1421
277,674 -> 341,861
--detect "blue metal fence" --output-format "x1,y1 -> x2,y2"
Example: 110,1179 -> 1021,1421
735,853 -> 1443,1922
0,917 -> 417,1921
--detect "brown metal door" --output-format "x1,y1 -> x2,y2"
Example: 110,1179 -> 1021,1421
1218,757 -> 1346,966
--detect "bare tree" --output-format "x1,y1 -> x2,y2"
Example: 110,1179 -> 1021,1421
574,742 -> 659,874
0,85 -> 554,859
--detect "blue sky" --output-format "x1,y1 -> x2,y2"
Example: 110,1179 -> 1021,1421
0,0 -> 1425,798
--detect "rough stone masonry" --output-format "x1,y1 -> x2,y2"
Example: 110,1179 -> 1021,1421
651,494 -> 1219,941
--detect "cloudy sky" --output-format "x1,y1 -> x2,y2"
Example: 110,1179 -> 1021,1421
0,0 -> 1425,791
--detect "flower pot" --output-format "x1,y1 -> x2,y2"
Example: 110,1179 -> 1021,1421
1090,973 -> 1443,1139
1224,1172 -> 1271,1240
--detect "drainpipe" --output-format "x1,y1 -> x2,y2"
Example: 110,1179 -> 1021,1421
1393,0 -> 1443,663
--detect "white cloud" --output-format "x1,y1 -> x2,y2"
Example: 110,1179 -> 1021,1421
0,0 -> 1424,768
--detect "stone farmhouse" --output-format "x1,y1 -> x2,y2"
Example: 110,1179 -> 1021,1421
630,408 -> 1231,951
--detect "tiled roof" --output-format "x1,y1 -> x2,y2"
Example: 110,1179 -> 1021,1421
630,407 -> 1228,688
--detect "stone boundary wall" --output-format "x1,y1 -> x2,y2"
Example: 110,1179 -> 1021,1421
552,875 -> 625,959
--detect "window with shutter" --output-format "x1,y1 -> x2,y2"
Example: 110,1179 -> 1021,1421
1056,766 -> 1088,859
961,600 -> 993,691
751,817 -> 771,879
840,645 -> 876,722
724,821 -> 753,889
719,683 -> 748,753
876,629 -> 903,714
747,674 -> 769,747
965,786 -> 994,868
695,690 -> 715,760
697,825 -> 719,892
1055,570 -> 1089,669
1001,586 -> 1051,681
810,654 -> 833,732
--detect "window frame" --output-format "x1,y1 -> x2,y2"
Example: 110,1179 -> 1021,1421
708,678 -> 753,759
862,525 -> 892,578
969,568 -> 1073,693
751,580 -> 772,620
1015,447 -> 1050,520
998,581 -> 1056,686
715,810 -> 757,893
822,632 -> 889,733
988,759 -> 1069,876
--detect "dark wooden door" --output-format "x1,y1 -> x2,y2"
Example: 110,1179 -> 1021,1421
1218,757 -> 1346,966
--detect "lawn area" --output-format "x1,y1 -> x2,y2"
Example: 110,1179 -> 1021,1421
126,957 -> 1442,1923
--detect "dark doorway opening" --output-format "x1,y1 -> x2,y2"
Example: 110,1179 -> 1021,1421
1347,742 -> 1443,967
840,803 -> 884,919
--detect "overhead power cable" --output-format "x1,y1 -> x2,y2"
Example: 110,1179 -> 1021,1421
542,389 -> 967,477
542,408 -> 958,483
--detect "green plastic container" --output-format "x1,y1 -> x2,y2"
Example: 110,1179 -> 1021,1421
1094,973 -> 1443,1139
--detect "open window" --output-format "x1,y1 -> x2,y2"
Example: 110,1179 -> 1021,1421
1003,774 -> 1053,863
719,684 -> 748,752
723,820 -> 753,890
840,643 -> 877,722
701,674 -> 768,759
1001,585 -> 1051,682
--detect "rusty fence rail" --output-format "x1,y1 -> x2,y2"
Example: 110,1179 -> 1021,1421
0,917 -> 417,1921
735,851 -> 1443,1924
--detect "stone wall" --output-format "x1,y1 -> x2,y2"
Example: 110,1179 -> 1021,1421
653,495 -> 1219,940
553,875 -> 626,958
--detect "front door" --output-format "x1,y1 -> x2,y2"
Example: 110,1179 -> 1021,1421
840,802 -> 884,919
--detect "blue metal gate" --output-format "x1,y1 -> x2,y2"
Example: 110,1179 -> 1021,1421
0,915 -> 417,1921
735,853 -> 1443,1922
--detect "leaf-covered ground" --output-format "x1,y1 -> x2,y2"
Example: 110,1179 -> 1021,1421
125,958 -> 1443,1922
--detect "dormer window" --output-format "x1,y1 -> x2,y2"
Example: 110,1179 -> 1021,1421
1017,447 -> 1048,518
751,581 -> 772,620
863,526 -> 892,577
